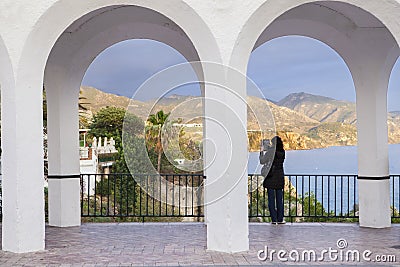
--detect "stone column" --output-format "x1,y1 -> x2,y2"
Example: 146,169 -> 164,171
203,64 -> 249,252
1,72 -> 45,252
45,65 -> 81,227
348,30 -> 399,228
355,72 -> 391,228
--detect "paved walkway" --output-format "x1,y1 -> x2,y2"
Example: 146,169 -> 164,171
0,223 -> 399,266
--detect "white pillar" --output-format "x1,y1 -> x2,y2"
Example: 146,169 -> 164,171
356,80 -> 391,228
349,30 -> 399,228
2,76 -> 45,252
203,65 -> 249,253
45,65 -> 81,227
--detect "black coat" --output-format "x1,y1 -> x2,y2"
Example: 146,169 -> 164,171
259,149 -> 285,189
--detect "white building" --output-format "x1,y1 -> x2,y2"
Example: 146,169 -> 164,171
80,136 -> 118,195
173,123 -> 202,128
0,0 -> 400,254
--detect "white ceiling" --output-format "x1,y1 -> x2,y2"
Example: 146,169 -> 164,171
315,1 -> 385,28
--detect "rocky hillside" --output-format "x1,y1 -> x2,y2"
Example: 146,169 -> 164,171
80,86 -> 130,112
277,92 -> 400,146
247,96 -> 320,133
278,92 -> 357,124
388,111 -> 400,143
80,87 -> 400,150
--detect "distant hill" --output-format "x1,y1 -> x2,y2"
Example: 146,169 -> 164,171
80,87 -> 400,150
247,96 -> 320,133
277,91 -> 400,144
307,122 -> 357,146
80,86 -> 130,113
278,92 -> 357,124
388,112 -> 400,143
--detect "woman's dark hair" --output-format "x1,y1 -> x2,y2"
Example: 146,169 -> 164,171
272,136 -> 284,152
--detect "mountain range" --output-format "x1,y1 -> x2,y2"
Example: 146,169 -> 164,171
278,92 -> 357,124
80,87 -> 400,150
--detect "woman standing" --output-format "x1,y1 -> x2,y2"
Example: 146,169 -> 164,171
260,136 -> 285,224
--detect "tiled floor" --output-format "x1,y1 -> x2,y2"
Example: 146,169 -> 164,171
0,222 -> 399,266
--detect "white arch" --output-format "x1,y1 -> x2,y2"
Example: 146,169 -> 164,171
44,5 -> 207,94
233,0 -> 400,229
19,0 -> 220,80
252,15 -> 400,96
7,0 -> 400,254
253,19 -> 356,84
4,0 -> 220,253
230,0 -> 400,70
0,32 -> 47,253
0,35 -> 14,90
39,1 -> 219,227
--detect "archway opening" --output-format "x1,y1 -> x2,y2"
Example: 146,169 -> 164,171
248,35 -> 356,172
43,5 -> 205,227
76,39 -> 204,222
247,35 -> 358,222
241,0 -> 400,225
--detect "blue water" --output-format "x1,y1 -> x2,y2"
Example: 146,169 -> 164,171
248,144 -> 400,175
248,144 -> 400,215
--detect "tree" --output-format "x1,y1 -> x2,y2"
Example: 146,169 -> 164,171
78,89 -> 89,111
78,89 -> 91,128
87,107 -> 152,222
146,110 -> 170,173
89,106 -> 142,139
89,106 -> 144,172
89,106 -> 126,138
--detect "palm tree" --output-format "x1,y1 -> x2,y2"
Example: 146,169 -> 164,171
146,110 -> 170,173
78,89 -> 91,128
79,89 -> 89,111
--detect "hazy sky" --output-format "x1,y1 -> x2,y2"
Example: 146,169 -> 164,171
82,36 -> 400,111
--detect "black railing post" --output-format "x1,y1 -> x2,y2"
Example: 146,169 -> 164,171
107,174 -> 110,216
249,175 -> 253,218
113,174 -> 117,216
80,175 -> 84,217
321,175 -> 324,217
288,175 -> 291,221
340,176 -> 343,217
263,177 -> 266,218
353,175 -> 356,217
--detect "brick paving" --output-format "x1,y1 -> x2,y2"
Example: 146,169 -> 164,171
0,222 -> 399,266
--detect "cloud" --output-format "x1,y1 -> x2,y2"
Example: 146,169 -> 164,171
248,36 -> 355,102
81,36 -> 400,109
82,39 -> 191,98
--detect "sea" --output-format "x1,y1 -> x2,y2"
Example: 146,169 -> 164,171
248,144 -> 400,175
248,144 -> 400,214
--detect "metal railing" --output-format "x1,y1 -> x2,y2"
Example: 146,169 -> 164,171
80,174 -> 400,221
248,174 -> 400,221
391,175 -> 400,219
80,173 -> 205,221
249,174 -> 358,221
0,174 -> 399,222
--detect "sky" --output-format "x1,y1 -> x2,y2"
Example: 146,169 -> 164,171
82,36 -> 400,111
